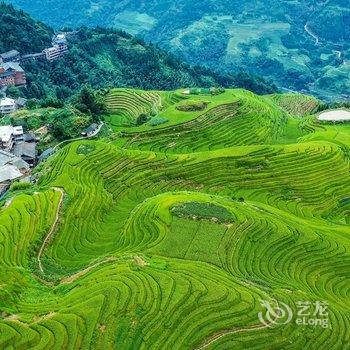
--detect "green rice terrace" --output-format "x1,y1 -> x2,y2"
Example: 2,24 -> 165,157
0,88 -> 349,349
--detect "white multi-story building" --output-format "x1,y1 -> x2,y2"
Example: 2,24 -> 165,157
44,43 -> 68,61
0,97 -> 16,114
0,125 -> 23,151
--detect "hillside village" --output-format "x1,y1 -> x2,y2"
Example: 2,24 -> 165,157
0,33 -> 70,196
0,33 -> 69,113
0,121 -> 101,196
0,124 -> 38,195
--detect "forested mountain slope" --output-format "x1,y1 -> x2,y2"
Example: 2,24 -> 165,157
0,2 -> 52,53
0,3 -> 276,100
5,0 -> 350,100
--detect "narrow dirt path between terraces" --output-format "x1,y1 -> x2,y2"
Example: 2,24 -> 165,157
60,256 -> 118,284
194,319 -> 275,350
37,187 -> 64,273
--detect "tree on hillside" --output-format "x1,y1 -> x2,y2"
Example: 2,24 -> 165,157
6,86 -> 21,99
136,113 -> 149,126
41,97 -> 64,108
74,86 -> 106,121
232,72 -> 277,95
50,109 -> 90,140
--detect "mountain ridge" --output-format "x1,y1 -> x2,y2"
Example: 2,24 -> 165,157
0,2 -> 277,100
6,0 -> 349,101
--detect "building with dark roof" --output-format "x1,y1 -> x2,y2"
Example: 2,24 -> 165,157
0,50 -> 20,63
0,149 -> 30,185
2,62 -> 24,73
16,97 -> 27,109
0,70 -> 15,87
81,123 -> 98,137
39,148 -> 55,162
23,132 -> 37,142
13,142 -> 37,166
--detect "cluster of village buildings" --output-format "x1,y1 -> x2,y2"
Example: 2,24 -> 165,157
0,121 -> 100,195
0,124 -> 39,195
0,34 -> 69,114
0,33 -> 71,195
0,32 -> 101,197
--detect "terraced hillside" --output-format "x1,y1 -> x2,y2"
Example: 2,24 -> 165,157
0,89 -> 349,349
105,89 -> 163,127
266,94 -> 322,117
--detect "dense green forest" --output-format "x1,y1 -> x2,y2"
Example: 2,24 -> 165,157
21,27 -> 276,100
0,3 -> 277,101
6,0 -> 349,101
0,2 -> 52,53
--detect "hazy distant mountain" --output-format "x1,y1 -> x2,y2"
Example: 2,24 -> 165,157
5,0 -> 350,101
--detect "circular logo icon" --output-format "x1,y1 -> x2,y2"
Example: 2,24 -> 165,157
258,299 -> 293,327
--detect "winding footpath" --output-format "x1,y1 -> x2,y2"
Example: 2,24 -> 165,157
35,123 -> 113,279
304,23 -> 320,45
37,187 -> 64,273
195,322 -> 274,350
